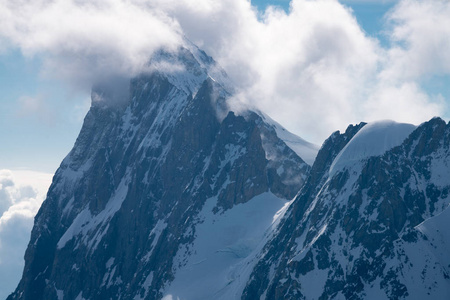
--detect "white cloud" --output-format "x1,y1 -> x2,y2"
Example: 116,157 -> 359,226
205,0 -> 383,140
339,0 -> 397,3
383,0 -> 450,82
16,95 -> 57,125
0,169 -> 52,300
0,0 -> 182,89
363,82 -> 444,123
0,0 -> 448,142
359,0 -> 450,126
166,0 -> 447,141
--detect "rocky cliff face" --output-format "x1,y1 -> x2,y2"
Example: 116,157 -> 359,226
8,43 -> 313,300
243,118 -> 450,300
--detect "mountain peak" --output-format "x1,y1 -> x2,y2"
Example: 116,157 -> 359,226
9,41 -> 316,300
147,40 -> 232,97
89,38 -> 232,111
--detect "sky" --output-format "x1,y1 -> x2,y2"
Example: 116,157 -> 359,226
0,0 -> 450,297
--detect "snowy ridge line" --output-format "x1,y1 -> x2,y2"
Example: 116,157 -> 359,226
257,111 -> 319,166
329,120 -> 416,176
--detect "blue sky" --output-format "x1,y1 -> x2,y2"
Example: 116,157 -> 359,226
0,0 -> 449,173
0,52 -> 88,172
253,1 -> 397,39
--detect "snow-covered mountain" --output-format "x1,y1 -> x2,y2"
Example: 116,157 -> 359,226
243,118 -> 450,299
8,42 -> 313,300
9,42 -> 450,300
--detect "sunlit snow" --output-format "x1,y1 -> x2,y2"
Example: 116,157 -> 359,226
330,120 -> 416,175
164,192 -> 288,300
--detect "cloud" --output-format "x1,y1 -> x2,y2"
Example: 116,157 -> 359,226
0,169 -> 52,300
16,95 -> 57,125
0,0 -> 448,143
0,0 -> 182,89
383,0 -> 450,82
362,0 -> 450,127
207,0 -> 382,140
167,0 -> 446,141
339,0 -> 397,3
363,82 -> 444,122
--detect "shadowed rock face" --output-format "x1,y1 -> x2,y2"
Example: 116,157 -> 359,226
243,118 -> 450,300
8,45 -> 311,300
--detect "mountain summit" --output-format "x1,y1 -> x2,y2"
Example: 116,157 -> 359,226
9,43 -> 450,300
9,42 -> 314,300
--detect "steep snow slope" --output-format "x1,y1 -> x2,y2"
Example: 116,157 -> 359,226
164,192 -> 287,300
416,204 -> 450,276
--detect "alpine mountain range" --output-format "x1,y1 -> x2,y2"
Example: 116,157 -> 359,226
8,41 -> 450,299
